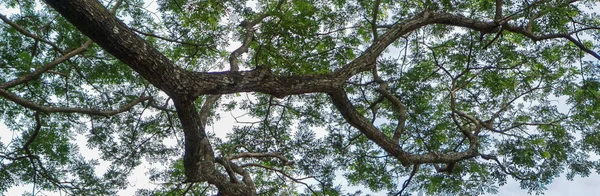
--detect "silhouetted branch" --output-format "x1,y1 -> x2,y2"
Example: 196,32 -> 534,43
0,89 -> 151,116
229,152 -> 293,165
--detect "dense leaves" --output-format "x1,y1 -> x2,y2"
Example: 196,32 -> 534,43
1,0 -> 600,195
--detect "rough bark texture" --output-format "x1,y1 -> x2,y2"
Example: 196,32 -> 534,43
41,0 -> 600,195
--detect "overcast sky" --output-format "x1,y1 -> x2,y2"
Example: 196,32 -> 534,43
4,106 -> 600,195
2,1 -> 600,196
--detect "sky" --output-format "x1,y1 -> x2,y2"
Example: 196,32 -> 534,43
2,0 -> 600,196
487,173 -> 600,196
3,109 -> 600,195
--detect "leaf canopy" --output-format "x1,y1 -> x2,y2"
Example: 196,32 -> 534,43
1,0 -> 600,195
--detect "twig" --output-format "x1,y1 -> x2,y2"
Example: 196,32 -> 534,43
395,164 -> 420,196
0,40 -> 93,89
229,152 -> 293,165
242,163 -> 316,194
0,88 -> 151,116
131,28 -> 214,48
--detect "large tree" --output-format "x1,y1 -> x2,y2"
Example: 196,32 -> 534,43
1,0 -> 599,195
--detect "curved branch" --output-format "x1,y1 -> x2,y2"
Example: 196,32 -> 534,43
375,85 -> 407,143
371,0 -> 382,41
131,28 -> 214,48
199,95 -> 220,127
229,0 -> 284,71
0,40 -> 93,89
21,112 -> 78,193
241,163 -> 316,195
396,164 -> 420,196
504,25 -> 600,60
22,111 -> 42,151
2,0 -> 123,89
449,88 -> 479,139
328,89 -> 411,165
0,88 -> 151,116
215,157 -> 240,184
335,11 -> 500,79
329,88 -> 480,166
215,158 -> 256,191
229,152 -> 293,165
0,13 -> 65,54
480,154 -> 525,180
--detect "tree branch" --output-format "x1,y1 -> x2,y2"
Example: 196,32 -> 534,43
198,95 -> 220,128
328,89 -> 411,165
2,0 -> 122,89
503,25 -> 600,60
132,28 -> 214,48
43,1 -> 600,100
0,88 -> 151,116
481,154 -> 525,180
241,163 -> 316,195
229,0 -> 284,71
494,0 -> 503,21
330,88 -> 481,166
0,13 -> 65,54
215,158 -> 256,190
375,85 -> 407,143
371,0 -> 381,41
396,164 -> 420,196
229,152 -> 293,165
21,112 -> 78,193
0,40 -> 93,89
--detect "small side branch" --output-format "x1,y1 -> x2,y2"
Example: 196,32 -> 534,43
371,0 -> 382,41
132,28 -> 214,48
396,164 -> 420,196
0,88 -> 151,116
1,0 -> 124,89
375,85 -> 407,143
0,40 -> 93,89
229,152 -> 293,165
504,25 -> 600,60
199,95 -> 221,128
0,13 -> 65,54
328,89 -> 411,165
229,0 -> 285,71
242,163 -> 316,195
494,0 -> 503,21
480,154 -> 525,180
20,112 -> 78,193
215,158 -> 256,189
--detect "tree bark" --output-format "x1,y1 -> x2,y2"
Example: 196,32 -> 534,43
42,0 -> 600,195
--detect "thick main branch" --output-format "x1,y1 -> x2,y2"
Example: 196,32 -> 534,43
42,1 -> 600,100
42,1 -> 593,193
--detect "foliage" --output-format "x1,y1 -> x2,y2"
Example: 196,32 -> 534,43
0,0 -> 599,195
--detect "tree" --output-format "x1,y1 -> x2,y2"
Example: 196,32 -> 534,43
0,0 -> 599,195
